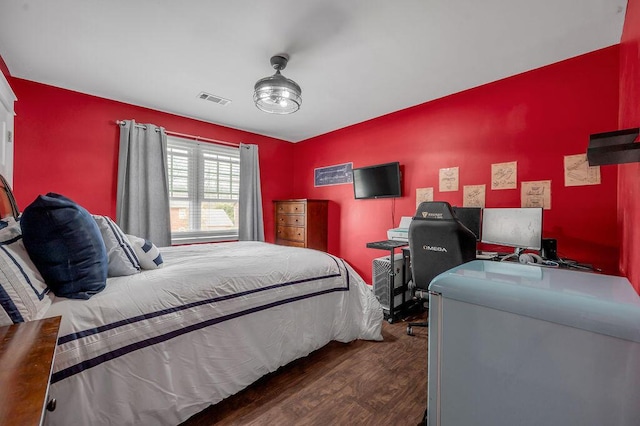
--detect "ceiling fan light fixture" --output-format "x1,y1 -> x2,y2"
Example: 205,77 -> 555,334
254,54 -> 302,114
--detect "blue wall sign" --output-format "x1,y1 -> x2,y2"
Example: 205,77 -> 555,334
314,162 -> 353,187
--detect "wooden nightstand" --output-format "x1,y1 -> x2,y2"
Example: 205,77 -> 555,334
0,316 -> 61,426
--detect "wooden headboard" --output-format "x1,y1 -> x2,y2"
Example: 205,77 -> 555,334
0,174 -> 19,219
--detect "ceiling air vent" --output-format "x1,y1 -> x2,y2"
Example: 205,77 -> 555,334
197,92 -> 231,106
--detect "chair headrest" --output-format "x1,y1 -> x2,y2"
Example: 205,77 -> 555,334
413,201 -> 456,221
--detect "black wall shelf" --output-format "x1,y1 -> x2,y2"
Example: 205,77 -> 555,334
587,128 -> 640,166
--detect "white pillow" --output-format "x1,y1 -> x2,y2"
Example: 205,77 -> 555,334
92,215 -> 140,277
0,217 -> 52,326
126,234 -> 164,269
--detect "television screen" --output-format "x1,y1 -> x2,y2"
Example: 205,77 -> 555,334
481,207 -> 543,251
452,206 -> 482,241
352,162 -> 401,199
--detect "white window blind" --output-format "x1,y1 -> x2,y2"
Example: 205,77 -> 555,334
167,136 -> 240,244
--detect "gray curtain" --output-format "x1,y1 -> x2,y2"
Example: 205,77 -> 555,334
116,120 -> 171,247
238,143 -> 265,241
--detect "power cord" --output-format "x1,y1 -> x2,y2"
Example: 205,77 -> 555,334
556,258 -> 601,272
391,198 -> 396,228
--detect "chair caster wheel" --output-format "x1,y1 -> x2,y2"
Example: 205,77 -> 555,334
387,317 -> 394,324
407,326 -> 413,336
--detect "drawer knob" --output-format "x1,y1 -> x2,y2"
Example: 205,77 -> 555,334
47,398 -> 57,412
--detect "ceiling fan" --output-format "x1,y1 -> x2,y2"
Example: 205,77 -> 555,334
253,54 -> 302,115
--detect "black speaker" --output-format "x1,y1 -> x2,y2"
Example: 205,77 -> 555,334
542,238 -> 558,260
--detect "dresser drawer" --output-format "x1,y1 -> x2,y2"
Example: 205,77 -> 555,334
276,202 -> 306,215
277,214 -> 305,227
275,239 -> 305,248
276,225 -> 305,242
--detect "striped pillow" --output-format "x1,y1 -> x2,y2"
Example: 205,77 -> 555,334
0,217 -> 52,326
126,234 -> 164,270
93,215 -> 140,277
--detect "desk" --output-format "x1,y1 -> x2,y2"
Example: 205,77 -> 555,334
405,246 -> 597,273
0,316 -> 61,426
366,239 -> 410,323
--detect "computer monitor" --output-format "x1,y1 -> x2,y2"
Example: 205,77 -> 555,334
452,206 -> 482,241
481,207 -> 543,252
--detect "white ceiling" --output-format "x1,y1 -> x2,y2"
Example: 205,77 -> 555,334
0,0 -> 627,142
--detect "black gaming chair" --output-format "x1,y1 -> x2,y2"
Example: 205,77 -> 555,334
406,201 -> 477,335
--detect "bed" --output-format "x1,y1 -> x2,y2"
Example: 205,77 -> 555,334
0,178 -> 383,425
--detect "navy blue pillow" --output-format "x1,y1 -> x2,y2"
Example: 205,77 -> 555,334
21,193 -> 108,299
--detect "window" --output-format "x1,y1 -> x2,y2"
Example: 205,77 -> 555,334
167,136 -> 240,244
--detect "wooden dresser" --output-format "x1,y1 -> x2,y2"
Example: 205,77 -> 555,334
274,199 -> 328,251
0,316 -> 61,426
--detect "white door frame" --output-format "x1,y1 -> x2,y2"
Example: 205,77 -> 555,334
0,71 -> 16,186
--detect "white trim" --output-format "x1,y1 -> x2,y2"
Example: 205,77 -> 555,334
0,72 -> 16,115
171,231 -> 239,245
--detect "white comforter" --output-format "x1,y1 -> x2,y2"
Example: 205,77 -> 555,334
44,242 -> 383,426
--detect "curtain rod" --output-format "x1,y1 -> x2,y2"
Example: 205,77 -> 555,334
116,120 -> 240,148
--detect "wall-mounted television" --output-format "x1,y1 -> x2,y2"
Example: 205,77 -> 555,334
352,162 -> 402,199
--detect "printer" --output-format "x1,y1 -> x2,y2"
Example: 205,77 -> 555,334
387,216 -> 412,241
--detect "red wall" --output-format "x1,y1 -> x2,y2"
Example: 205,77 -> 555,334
619,0 -> 640,293
0,43 -> 626,287
292,47 -> 621,283
9,78 -> 294,243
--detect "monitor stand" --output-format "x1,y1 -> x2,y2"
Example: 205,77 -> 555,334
500,248 -> 524,262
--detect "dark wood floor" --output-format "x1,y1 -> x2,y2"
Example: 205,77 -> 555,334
181,312 -> 428,426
